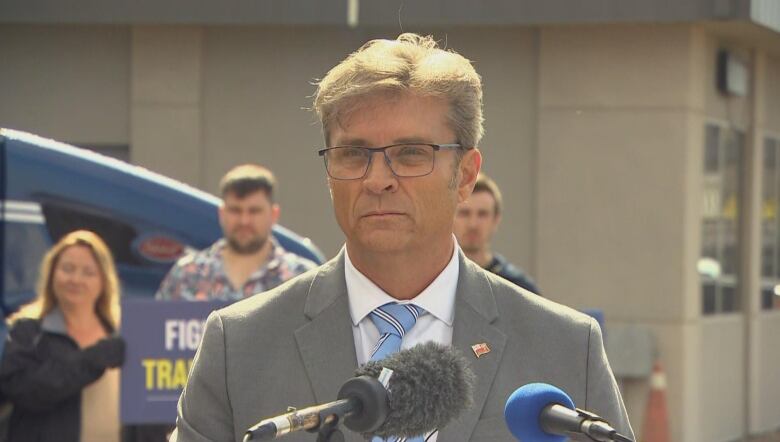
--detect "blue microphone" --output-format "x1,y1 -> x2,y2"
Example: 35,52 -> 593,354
503,383 -> 633,442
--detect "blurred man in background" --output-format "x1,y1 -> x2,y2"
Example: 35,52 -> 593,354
147,164 -> 316,441
156,164 -> 316,301
454,173 -> 540,294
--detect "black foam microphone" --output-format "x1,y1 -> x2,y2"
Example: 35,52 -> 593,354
354,341 -> 475,439
244,342 -> 475,441
243,376 -> 388,441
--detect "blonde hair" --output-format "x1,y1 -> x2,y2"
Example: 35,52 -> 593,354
15,230 -> 121,329
314,33 -> 484,149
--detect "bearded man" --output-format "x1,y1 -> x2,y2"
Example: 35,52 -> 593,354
156,164 -> 316,301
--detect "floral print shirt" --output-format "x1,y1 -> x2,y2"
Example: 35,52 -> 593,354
155,239 -> 317,301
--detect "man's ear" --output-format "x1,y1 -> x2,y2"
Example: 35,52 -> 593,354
458,148 -> 482,203
271,204 -> 281,224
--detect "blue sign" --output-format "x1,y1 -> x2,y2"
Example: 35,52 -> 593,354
120,299 -> 229,424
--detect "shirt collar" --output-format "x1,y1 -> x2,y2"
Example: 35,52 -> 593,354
41,306 -> 114,335
41,306 -> 68,334
344,236 -> 460,327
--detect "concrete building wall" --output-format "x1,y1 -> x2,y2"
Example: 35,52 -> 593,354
700,316 -> 746,441
535,24 -> 700,440
536,24 -> 696,320
0,25 -> 130,145
130,26 -> 204,187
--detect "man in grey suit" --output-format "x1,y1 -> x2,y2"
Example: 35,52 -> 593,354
172,33 -> 634,442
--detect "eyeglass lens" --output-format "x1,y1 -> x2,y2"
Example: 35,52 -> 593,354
326,144 -> 436,179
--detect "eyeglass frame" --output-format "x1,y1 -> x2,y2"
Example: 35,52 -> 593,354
317,143 -> 472,180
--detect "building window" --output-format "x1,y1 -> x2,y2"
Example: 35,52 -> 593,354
761,136 -> 780,310
700,123 -> 744,314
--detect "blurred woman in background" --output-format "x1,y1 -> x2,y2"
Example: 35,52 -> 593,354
0,230 -> 125,442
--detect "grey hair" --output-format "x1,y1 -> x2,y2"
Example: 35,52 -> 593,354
313,33 -> 484,149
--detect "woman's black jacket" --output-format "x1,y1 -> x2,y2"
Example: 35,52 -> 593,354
0,309 -> 124,442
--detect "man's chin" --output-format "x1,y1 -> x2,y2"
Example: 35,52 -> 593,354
227,237 -> 266,255
352,231 -> 410,254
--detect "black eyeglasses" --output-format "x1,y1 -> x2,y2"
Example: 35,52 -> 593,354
317,143 -> 469,180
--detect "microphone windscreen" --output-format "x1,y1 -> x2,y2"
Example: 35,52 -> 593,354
504,383 -> 575,442
354,342 -> 475,439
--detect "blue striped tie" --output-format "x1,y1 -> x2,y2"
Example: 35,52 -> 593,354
368,303 -> 429,442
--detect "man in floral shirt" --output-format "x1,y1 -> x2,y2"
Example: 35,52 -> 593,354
155,164 -> 316,301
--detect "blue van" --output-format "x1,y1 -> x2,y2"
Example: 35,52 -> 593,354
0,128 -> 324,328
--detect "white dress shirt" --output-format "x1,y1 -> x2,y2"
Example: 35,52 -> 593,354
344,238 -> 459,365
344,238 -> 460,441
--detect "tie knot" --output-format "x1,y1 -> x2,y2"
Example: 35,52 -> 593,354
369,303 -> 424,339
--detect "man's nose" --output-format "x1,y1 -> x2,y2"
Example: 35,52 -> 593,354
362,152 -> 398,194
238,211 -> 253,224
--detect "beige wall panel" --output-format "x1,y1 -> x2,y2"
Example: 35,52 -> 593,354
539,24 -> 694,109
753,313 -> 780,432
537,109 -> 688,320
132,26 -> 202,105
681,322 -> 704,442
131,106 -> 202,185
699,316 -> 746,442
0,25 -> 130,144
200,26 -> 539,260
688,27 -> 709,114
765,55 -> 780,133
130,25 -> 203,188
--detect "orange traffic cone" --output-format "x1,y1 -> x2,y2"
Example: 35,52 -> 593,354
642,361 -> 671,442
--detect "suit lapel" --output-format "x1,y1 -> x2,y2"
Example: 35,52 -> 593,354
438,252 -> 507,442
293,251 -> 358,407
293,250 -> 507,442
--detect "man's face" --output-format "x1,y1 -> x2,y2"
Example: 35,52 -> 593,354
453,190 -> 500,254
219,190 -> 279,254
327,93 -> 481,255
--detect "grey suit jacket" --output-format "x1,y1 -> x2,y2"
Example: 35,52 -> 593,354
171,250 -> 633,442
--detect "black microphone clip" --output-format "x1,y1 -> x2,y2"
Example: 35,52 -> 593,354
541,404 -> 631,442
243,375 -> 388,441
572,408 -> 619,442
